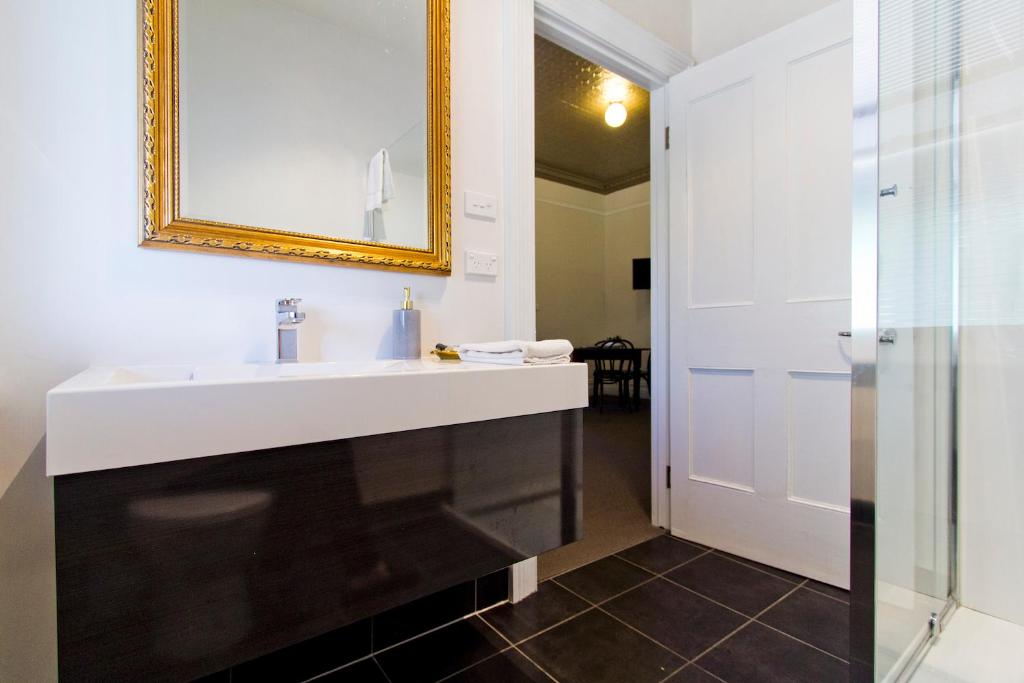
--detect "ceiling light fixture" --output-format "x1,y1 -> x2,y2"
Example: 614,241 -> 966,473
604,101 -> 627,128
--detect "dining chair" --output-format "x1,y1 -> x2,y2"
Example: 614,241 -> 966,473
640,351 -> 651,408
592,336 -> 635,412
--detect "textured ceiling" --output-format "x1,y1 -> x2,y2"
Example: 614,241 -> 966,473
534,36 -> 650,195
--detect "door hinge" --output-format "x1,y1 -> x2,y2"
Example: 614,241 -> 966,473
664,126 -> 670,150
666,465 -> 672,488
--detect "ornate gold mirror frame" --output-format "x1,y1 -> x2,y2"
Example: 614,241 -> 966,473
139,0 -> 451,274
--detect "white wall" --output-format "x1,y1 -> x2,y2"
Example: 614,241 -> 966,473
534,179 -> 650,349
596,0 -> 843,64
597,0 -> 692,56
689,0 -> 839,62
0,0 -> 505,679
956,0 -> 1024,626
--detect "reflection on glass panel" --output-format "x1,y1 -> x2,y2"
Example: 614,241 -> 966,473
876,0 -> 957,678
178,0 -> 429,248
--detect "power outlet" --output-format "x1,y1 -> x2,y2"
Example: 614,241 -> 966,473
465,250 -> 498,276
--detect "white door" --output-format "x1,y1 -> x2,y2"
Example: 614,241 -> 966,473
668,2 -> 853,587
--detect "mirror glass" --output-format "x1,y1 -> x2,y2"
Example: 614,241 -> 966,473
178,0 -> 429,249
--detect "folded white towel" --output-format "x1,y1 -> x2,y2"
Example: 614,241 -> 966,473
457,339 -> 573,365
459,350 -> 572,366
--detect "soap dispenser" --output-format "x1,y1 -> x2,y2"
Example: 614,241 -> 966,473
392,287 -> 421,359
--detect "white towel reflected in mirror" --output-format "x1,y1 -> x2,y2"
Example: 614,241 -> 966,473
364,148 -> 395,242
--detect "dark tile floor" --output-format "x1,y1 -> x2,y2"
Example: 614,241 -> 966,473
322,534 -> 851,682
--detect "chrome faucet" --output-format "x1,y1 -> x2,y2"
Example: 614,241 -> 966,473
276,298 -> 306,363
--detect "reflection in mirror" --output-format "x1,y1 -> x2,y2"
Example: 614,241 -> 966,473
179,0 -> 429,249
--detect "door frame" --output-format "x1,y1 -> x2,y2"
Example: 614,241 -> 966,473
850,1 -> 879,677
502,0 -> 691,600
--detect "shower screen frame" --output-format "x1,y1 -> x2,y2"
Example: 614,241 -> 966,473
850,0 -> 961,680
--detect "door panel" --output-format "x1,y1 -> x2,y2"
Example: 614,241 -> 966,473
687,80 -> 755,309
669,2 -> 853,587
785,42 -> 854,304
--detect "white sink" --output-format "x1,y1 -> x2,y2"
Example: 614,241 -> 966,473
47,358 -> 588,476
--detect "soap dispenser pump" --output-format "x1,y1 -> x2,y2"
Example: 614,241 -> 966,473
392,287 -> 421,359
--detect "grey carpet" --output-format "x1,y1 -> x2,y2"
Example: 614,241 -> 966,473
538,404 -> 662,580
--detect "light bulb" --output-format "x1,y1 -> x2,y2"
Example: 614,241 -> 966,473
604,101 -> 627,128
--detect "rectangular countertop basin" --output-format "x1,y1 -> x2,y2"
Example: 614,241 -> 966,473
47,358 -> 589,476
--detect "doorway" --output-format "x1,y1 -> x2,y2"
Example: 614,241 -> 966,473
532,36 -> 659,579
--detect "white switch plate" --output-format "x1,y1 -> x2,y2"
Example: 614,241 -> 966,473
464,191 -> 497,220
465,250 -> 498,277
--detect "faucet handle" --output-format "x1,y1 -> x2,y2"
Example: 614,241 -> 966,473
276,298 -> 305,327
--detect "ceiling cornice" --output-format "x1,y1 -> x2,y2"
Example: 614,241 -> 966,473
536,162 -> 650,195
534,0 -> 694,89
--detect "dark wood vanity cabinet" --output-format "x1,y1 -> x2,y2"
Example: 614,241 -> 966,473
54,410 -> 582,682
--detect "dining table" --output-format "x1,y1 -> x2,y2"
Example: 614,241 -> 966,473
570,345 -> 649,408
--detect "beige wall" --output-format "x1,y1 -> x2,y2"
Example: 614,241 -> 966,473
535,179 -> 650,350
535,181 -> 607,347
603,184 -> 652,350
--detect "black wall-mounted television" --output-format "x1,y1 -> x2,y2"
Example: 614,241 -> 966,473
632,258 -> 651,290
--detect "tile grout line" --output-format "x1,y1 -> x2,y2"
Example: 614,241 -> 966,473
801,584 -> 851,605
550,574 -> 660,609
372,596 -> 510,658
508,560 -> 848,680
613,548 -> 713,578
304,652 -> 378,682
658,574 -> 762,621
540,532 -> 704,583
612,544 -> 806,620
539,534 -> 669,583
617,541 -> 851,666
582,546 -> 842,678
751,619 -> 850,664
462,600 -> 578,682
312,604 -> 507,683
546,545 -> 818,670
706,550 -> 804,586
552,545 -> 715,612
373,656 -> 394,683
531,576 -> 695,681
478,611 -> 518,648
490,539 -> 846,680
655,662 -> 689,683
436,617 -> 561,683
687,579 -> 808,669
510,645 -> 561,683
655,662 -> 730,683
547,572 -> 698,673
431,618 -> 514,683
483,603 -> 600,649
691,663 -> 730,683
358,536 -> 846,683
594,602 -> 694,665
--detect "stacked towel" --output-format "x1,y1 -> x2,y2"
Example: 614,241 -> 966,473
458,339 -> 573,366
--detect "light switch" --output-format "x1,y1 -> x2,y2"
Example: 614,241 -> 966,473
464,191 -> 497,220
465,250 -> 499,276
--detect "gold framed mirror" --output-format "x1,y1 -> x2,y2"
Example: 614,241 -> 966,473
139,0 -> 451,274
